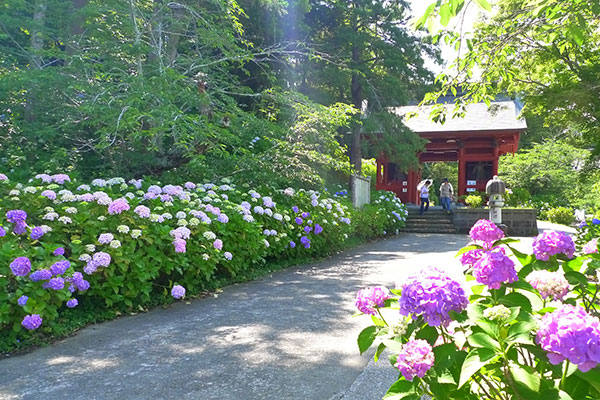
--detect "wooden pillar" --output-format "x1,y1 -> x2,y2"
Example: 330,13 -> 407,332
492,146 -> 500,176
376,160 -> 382,187
458,148 -> 466,197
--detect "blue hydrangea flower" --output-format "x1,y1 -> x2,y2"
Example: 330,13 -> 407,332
17,295 -> 28,307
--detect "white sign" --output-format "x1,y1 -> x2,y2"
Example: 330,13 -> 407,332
402,181 -> 407,186
466,188 -> 477,192
402,188 -> 407,193
467,180 -> 477,186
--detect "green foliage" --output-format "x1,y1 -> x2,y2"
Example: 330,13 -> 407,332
464,195 -> 484,209
541,207 -> 575,226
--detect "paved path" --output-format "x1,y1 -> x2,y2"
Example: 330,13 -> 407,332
1,221 -> 569,400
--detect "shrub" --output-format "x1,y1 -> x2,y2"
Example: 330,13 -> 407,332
541,206 -> 575,225
355,219 -> 600,399
0,173 -> 407,350
464,194 -> 484,208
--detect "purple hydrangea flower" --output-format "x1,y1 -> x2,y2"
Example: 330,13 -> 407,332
66,299 -> 78,308
593,218 -> 600,225
399,266 -> 469,326
53,247 -> 65,256
532,231 -> 575,261
355,286 -> 391,315
50,260 -> 71,276
22,314 -> 43,330
224,252 -> 233,261
10,257 -> 32,276
170,227 -> 191,240
536,304 -> 600,372
292,206 -> 299,213
213,239 -> 223,250
6,209 -> 27,223
173,238 -> 187,253
171,285 -> 186,299
13,221 -> 27,235
300,236 -> 311,249
460,249 -> 485,268
107,198 -> 130,215
295,217 -> 303,225
0,226 -> 5,237
51,174 -> 71,184
71,273 -> 90,291
48,277 -> 65,290
304,225 -> 312,233
289,241 -> 296,248
253,206 -> 264,215
314,224 -> 323,235
30,269 -> 52,281
17,295 -> 28,306
469,219 -> 504,249
526,270 -> 569,300
30,226 -> 44,240
217,214 -> 229,223
583,238 -> 599,255
98,233 -> 114,244
394,339 -> 435,381
472,248 -> 518,289
301,212 -> 310,218
41,190 -> 57,200
0,173 -> 7,181
579,221 -> 588,228
92,251 -> 111,267
134,205 -> 151,218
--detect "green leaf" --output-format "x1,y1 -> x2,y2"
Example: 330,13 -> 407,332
473,0 -> 492,11
358,326 -> 377,355
459,348 -> 496,388
371,315 -> 386,327
433,343 -> 459,372
565,271 -> 587,286
567,25 -> 585,45
468,332 -> 501,351
416,325 -> 438,346
374,342 -> 386,362
383,379 -> 416,399
500,292 -> 532,312
455,244 -> 481,258
439,3 -> 451,27
576,367 -> 600,392
509,362 -> 540,392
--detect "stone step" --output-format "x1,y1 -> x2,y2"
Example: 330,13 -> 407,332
402,226 -> 458,233
404,223 -> 456,230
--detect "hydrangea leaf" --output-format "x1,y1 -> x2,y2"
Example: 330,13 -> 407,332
382,379 -> 416,400
468,332 -> 502,352
509,361 -> 540,393
358,325 -> 377,355
458,348 -> 497,388
499,292 -> 532,312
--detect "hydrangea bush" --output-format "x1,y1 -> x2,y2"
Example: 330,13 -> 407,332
0,173 -> 407,347
355,219 -> 600,399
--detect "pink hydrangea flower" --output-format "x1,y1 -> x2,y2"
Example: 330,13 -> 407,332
394,339 -> 435,381
532,231 -> 575,261
472,247 -> 518,289
355,286 -> 391,315
107,198 -> 130,215
469,219 -> 504,250
583,238 -> 598,255
526,270 -> 569,300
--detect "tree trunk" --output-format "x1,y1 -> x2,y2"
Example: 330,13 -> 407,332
25,0 -> 47,122
66,0 -> 89,55
166,3 -> 186,67
350,45 -> 363,174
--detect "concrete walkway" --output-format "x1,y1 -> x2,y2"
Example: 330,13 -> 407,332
0,221 -> 569,400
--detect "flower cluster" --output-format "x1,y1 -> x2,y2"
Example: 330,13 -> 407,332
472,247 -> 518,289
394,339 -> 435,381
526,270 -> 570,300
583,238 -> 598,255
469,219 -> 504,249
355,286 -> 391,315
171,285 -> 186,299
532,231 -> 575,261
483,305 -> 512,321
536,304 -> 600,372
399,267 -> 468,326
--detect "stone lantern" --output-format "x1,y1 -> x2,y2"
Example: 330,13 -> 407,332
486,175 -> 506,226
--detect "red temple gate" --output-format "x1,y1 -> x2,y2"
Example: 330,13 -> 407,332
376,101 -> 526,204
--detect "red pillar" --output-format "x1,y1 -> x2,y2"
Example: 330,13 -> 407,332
492,146 -> 499,176
458,148 -> 466,197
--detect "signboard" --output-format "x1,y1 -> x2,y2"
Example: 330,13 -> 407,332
467,180 -> 477,186
402,188 -> 407,193
402,181 -> 407,186
466,188 -> 477,192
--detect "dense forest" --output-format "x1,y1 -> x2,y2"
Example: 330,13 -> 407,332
0,0 -> 436,187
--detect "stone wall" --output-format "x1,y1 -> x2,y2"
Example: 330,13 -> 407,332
453,208 -> 538,236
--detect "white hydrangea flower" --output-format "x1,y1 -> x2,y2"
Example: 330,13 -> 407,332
131,229 -> 142,239
9,189 -> 20,196
24,186 -> 37,193
65,207 -> 78,214
117,225 -> 130,234
109,240 -> 121,249
43,212 -> 59,221
85,244 -> 96,252
177,219 -> 188,227
176,211 -> 186,219
202,254 -> 210,261
189,218 -> 200,227
284,215 -> 291,222
162,213 -> 173,220
40,225 -> 52,233
203,231 -> 216,240
150,214 -> 161,222
79,254 -> 92,262
97,216 -> 106,221
58,216 -> 72,224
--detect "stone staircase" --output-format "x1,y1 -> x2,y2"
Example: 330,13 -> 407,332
403,206 -> 458,234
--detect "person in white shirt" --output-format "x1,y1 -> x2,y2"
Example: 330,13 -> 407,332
439,178 -> 454,213
419,180 -> 431,215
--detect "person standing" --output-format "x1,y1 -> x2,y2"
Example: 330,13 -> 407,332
419,180 -> 431,215
439,178 -> 454,214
